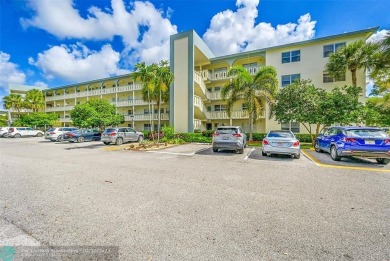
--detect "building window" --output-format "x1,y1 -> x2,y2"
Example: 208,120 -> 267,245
144,124 -> 151,131
323,72 -> 346,83
323,42 -> 346,57
281,122 -> 300,133
214,104 -> 227,111
282,50 -> 300,63
281,74 -> 300,87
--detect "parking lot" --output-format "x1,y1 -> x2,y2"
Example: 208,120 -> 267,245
1,137 -> 390,260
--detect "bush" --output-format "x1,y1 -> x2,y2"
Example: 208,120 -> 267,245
162,125 -> 175,140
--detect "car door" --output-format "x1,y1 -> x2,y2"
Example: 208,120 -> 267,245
127,128 -> 137,141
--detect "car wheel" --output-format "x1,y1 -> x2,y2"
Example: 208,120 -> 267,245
77,137 -> 85,143
295,153 -> 301,159
57,135 -> 63,142
314,140 -> 322,153
115,137 -> 123,145
138,135 -> 144,143
36,132 -> 43,137
14,133 -> 21,138
103,142 -> 110,145
376,158 -> 389,165
212,147 -> 218,152
261,150 -> 267,156
330,145 -> 341,161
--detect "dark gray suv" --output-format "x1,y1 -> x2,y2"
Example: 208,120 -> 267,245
101,127 -> 144,145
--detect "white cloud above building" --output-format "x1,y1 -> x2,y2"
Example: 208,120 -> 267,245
203,0 -> 316,56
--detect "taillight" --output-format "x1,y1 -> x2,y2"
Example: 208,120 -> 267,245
109,132 -> 117,136
343,137 -> 356,143
233,133 -> 242,137
213,132 -> 219,136
263,139 -> 269,145
293,141 -> 300,147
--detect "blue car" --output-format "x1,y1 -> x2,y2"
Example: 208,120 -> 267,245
315,126 -> 390,164
66,129 -> 101,143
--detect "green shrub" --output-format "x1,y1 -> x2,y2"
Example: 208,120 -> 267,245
162,125 -> 175,139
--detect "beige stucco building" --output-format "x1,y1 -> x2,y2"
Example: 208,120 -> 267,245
8,27 -> 376,133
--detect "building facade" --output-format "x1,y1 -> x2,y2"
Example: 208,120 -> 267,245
8,28 -> 376,133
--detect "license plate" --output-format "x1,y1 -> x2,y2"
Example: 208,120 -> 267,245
365,140 -> 375,145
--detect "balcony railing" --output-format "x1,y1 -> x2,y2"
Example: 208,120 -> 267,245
46,105 -> 74,112
124,113 -> 169,121
45,84 -> 143,101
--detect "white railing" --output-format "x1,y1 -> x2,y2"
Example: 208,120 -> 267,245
206,110 -> 264,119
116,99 -> 154,107
46,105 -> 74,112
194,119 -> 202,130
124,113 -> 169,121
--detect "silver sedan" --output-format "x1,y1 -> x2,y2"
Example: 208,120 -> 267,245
262,130 -> 301,159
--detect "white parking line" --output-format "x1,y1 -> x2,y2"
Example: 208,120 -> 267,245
244,147 -> 256,161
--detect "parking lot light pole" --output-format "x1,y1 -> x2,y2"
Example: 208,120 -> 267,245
130,115 -> 134,128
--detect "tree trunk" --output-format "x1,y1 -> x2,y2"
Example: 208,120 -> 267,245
351,69 -> 357,87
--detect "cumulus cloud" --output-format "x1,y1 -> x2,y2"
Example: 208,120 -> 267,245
0,52 -> 26,94
203,0 -> 316,56
367,29 -> 389,43
29,43 -> 126,82
22,0 -> 177,66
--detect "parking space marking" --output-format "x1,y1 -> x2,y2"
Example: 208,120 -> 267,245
301,150 -> 390,173
244,147 -> 256,161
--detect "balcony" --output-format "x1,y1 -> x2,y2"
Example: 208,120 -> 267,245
46,105 -> 74,112
206,110 -> 265,119
124,113 -> 169,121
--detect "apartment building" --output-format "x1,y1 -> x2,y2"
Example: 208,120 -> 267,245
170,27 -> 376,133
7,27 -> 376,133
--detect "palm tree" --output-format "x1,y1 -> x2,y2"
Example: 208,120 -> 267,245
153,60 -> 174,143
25,89 -> 45,112
133,62 -> 156,136
3,93 -> 24,112
326,40 -> 379,87
221,66 -> 278,141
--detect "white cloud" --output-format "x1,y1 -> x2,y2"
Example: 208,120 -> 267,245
29,43 -> 126,82
22,0 -> 177,66
203,0 -> 316,56
367,29 -> 389,43
0,52 -> 26,94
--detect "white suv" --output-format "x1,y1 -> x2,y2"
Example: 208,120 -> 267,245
0,127 -> 10,138
8,127 -> 44,138
45,127 -> 79,141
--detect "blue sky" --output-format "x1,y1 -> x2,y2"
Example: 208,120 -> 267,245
0,0 -> 389,100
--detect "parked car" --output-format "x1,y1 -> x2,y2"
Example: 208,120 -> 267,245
101,127 -> 144,145
315,126 -> 390,164
45,127 -> 79,141
212,126 -> 246,154
0,127 -> 10,138
262,130 -> 301,159
8,127 -> 44,138
66,129 -> 101,143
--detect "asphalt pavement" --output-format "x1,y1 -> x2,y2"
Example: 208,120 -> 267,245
0,137 -> 389,260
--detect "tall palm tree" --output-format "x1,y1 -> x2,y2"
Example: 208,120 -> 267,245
154,60 -> 174,142
326,40 -> 379,87
3,93 -> 24,112
25,89 -> 45,112
222,66 -> 278,141
133,62 -> 156,135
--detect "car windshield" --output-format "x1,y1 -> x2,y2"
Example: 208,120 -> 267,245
104,128 -> 117,133
347,129 -> 388,138
268,132 -> 294,138
216,128 -> 238,134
